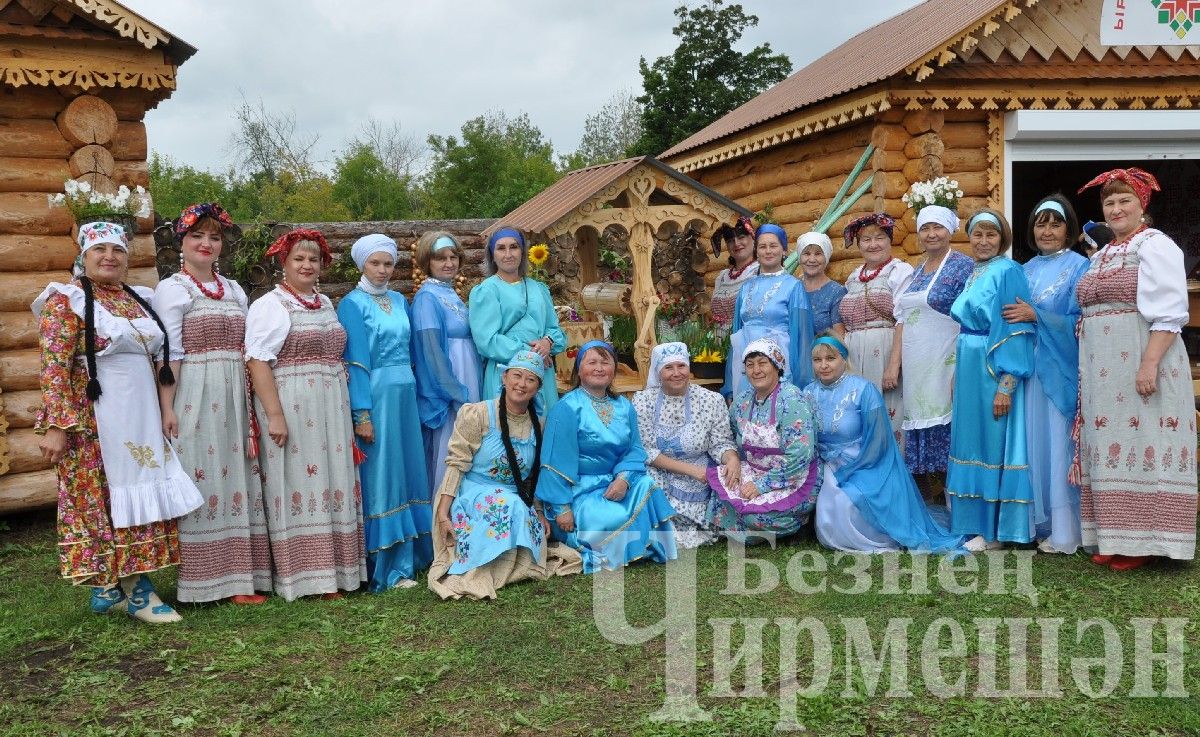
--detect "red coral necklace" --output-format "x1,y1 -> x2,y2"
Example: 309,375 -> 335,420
181,268 -> 224,301
858,258 -> 892,283
281,281 -> 321,310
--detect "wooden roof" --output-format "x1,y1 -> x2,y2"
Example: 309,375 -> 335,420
661,0 -> 1200,165
0,0 -> 194,92
482,156 -> 751,237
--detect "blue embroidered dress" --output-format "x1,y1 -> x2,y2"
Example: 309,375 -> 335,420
338,288 -> 433,591
537,389 -> 678,573
894,251 -> 974,473
945,257 -> 1037,543
1022,249 -> 1089,553
808,374 -> 963,553
412,278 -> 482,495
708,383 -> 821,537
725,270 -> 814,398
469,275 -> 566,413
806,280 -> 847,336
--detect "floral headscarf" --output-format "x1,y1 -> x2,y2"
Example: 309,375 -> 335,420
175,202 -> 234,238
1078,167 -> 1161,208
265,228 -> 332,267
843,213 -> 896,246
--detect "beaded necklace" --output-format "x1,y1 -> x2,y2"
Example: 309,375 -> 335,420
1096,224 -> 1147,279
280,281 -> 321,310
857,258 -> 893,283
181,269 -> 224,301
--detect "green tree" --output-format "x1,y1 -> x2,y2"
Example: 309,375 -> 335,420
422,111 -> 560,218
148,152 -> 234,220
257,171 -> 351,223
562,89 -> 645,170
632,0 -> 791,156
331,143 -> 413,220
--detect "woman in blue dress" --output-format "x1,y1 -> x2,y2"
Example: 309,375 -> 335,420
945,210 -> 1037,551
537,341 -> 677,572
412,231 -> 482,496
796,231 -> 846,336
428,350 -> 580,599
808,336 -> 963,553
469,227 -> 565,413
337,234 -> 432,591
725,224 -> 814,398
709,338 -> 822,540
1001,195 -> 1089,554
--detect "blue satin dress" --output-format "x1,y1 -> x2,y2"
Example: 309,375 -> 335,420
809,374 -> 963,553
338,288 -> 433,591
945,258 -> 1037,543
725,271 -> 814,397
537,389 -> 677,573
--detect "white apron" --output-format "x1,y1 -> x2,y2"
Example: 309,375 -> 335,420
895,256 -> 960,430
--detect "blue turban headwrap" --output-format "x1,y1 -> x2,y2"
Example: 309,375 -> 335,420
488,227 -> 525,254
575,340 -> 615,371
755,223 -> 788,251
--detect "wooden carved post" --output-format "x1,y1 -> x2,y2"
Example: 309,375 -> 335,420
625,170 -> 659,380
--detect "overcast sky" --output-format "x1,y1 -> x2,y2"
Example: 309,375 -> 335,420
121,1 -> 922,174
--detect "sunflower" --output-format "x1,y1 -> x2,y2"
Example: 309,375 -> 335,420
528,244 -> 550,266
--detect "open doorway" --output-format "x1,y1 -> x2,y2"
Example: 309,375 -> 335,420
1010,159 -> 1200,268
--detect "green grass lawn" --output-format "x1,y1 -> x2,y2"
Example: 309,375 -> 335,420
1,511 -> 1198,737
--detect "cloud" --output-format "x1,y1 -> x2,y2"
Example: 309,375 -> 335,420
124,0 -> 920,173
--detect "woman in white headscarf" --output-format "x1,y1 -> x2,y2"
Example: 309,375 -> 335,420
336,233 -> 433,591
796,231 -> 847,336
632,343 -> 741,548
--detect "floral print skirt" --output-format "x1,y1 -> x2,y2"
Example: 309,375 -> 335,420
448,473 -> 542,575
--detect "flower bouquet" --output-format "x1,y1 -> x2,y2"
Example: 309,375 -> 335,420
901,176 -> 963,213
48,180 -> 152,232
655,291 -> 696,342
677,317 -> 726,381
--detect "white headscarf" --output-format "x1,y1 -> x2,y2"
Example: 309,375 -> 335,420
796,231 -> 833,265
916,205 -> 959,234
350,233 -> 399,270
741,337 -> 786,372
646,342 -> 690,389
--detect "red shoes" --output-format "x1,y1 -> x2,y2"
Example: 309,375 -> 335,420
230,594 -> 268,605
1108,555 -> 1151,571
1090,554 -> 1115,565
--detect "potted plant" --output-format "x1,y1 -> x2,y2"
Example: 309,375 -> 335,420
48,179 -> 152,234
679,317 -> 726,381
607,314 -> 638,369
656,290 -> 695,343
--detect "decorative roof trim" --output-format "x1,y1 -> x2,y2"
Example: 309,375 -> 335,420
0,56 -> 175,91
67,0 -> 169,50
904,0 -> 1038,82
889,87 -> 1200,112
666,89 -> 891,174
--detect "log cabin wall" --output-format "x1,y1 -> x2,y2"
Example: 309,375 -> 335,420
0,0 -> 194,515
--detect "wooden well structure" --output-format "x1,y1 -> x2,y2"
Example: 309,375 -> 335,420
660,0 -> 1200,281
0,0 -> 193,513
483,156 -> 750,389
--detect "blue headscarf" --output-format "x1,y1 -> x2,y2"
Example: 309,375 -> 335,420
755,223 -> 788,250
813,335 -> 849,359
488,227 -> 525,254
575,340 -> 615,371
501,349 -> 545,382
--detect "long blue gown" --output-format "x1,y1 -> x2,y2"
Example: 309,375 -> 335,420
808,374 -> 963,553
1022,250 -> 1089,553
807,280 -> 847,336
337,288 -> 433,591
412,278 -> 482,495
468,275 -> 566,413
945,258 -> 1037,543
537,389 -> 678,573
725,271 -> 814,398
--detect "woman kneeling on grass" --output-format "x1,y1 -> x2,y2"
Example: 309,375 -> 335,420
428,350 -> 580,600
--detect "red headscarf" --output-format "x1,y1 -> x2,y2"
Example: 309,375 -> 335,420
265,228 -> 333,267
1077,167 -> 1161,208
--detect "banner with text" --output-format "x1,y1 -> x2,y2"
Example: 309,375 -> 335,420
1101,0 -> 1200,44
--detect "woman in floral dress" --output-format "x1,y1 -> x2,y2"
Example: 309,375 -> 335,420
245,229 -> 366,600
35,221 -> 202,623
428,350 -> 580,599
153,203 -> 270,605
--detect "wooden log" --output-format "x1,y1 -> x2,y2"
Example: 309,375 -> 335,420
701,124 -> 873,188
74,172 -> 117,195
872,148 -> 907,172
0,234 -> 76,272
0,348 -> 40,391
870,123 -> 909,151
939,122 -> 988,149
580,282 -> 632,316
125,266 -> 159,289
952,170 -> 989,197
903,132 -> 944,160
110,121 -> 147,161
68,144 -> 116,179
0,86 -> 66,120
56,95 -> 118,147
903,109 -> 945,136
0,193 -> 74,235
0,311 -> 39,350
114,160 -> 149,188
7,427 -> 51,474
0,270 -> 70,312
942,148 -> 989,173
715,146 -> 874,201
3,388 -> 41,429
0,157 -> 70,193
903,156 -> 943,183
0,118 -> 74,158
0,469 -> 57,514
871,171 -> 910,200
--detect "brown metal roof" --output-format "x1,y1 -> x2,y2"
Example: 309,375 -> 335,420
482,156 -> 752,237
660,0 -> 1006,159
